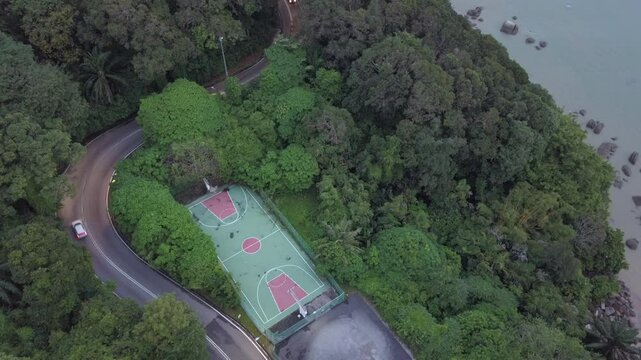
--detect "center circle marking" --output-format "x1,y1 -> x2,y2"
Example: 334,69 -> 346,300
242,237 -> 261,254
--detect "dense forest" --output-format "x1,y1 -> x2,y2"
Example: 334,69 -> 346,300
0,0 -> 274,358
2,0 -> 639,358
111,3 -> 637,359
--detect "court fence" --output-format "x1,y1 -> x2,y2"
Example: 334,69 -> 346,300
258,191 -> 347,344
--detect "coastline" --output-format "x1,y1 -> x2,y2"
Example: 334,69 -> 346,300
449,0 -> 641,327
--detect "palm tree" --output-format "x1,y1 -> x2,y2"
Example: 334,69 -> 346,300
0,262 -> 20,305
586,316 -> 641,360
322,219 -> 362,252
79,48 -> 128,105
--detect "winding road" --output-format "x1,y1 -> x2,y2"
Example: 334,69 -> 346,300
58,2 -> 299,359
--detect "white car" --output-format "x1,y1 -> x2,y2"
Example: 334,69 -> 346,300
71,220 -> 87,239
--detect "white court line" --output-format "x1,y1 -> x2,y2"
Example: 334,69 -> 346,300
255,266 -> 326,324
191,187 -> 249,228
279,231 -> 323,285
188,189 -> 224,209
247,190 -> 281,231
255,266 -> 282,322
245,188 -> 322,283
281,263 -> 323,288
247,190 -> 321,284
241,288 -> 267,324
263,284 -> 324,324
217,186 -> 249,227
221,229 -> 280,263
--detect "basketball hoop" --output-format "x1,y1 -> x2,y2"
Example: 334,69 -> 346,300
290,288 -> 307,318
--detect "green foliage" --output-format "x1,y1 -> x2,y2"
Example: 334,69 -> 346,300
515,319 -> 592,359
0,264 -> 20,306
524,283 -> 584,337
117,146 -> 169,185
295,105 -> 361,169
133,295 -> 208,360
528,115 -> 613,217
214,125 -> 264,184
110,174 -> 237,306
79,49 -> 128,105
80,0 -> 193,85
372,227 -> 461,280
586,316 -> 641,360
224,77 -> 243,105
50,293 -> 141,359
345,33 -> 453,124
8,0 -> 81,63
277,145 -> 319,192
317,170 -> 373,240
259,37 -> 306,95
374,192 -> 431,232
590,276 -> 620,303
315,240 -> 365,283
0,112 -> 82,218
166,141 -> 220,191
138,79 -> 225,147
1,219 -> 101,346
313,68 -> 343,104
0,32 -> 89,136
272,87 -> 317,141
450,310 -> 513,359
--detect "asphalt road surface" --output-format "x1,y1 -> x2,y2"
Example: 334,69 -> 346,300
58,1 -> 298,358
276,294 -> 413,360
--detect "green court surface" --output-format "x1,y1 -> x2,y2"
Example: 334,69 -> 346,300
187,185 -> 329,332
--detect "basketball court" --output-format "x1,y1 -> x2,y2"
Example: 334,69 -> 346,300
187,185 -> 329,332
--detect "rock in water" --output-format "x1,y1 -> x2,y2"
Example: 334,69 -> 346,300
633,196 -> 641,207
614,177 -> 623,189
623,165 -> 632,177
501,20 -> 519,35
597,142 -> 618,158
526,37 -> 536,44
593,121 -> 605,134
626,238 -> 639,250
630,152 -> 638,165
579,109 -> 587,116
512,16 -> 518,20
539,41 -> 548,48
586,119 -> 596,129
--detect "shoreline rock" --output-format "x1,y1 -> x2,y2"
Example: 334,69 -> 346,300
595,281 -> 637,326
593,121 -> 605,134
629,152 -> 638,165
626,238 -> 639,250
466,6 -> 483,19
501,20 -> 519,35
597,142 -> 618,159
623,165 -> 632,177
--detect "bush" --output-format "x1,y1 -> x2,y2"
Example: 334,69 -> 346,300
110,174 -> 237,307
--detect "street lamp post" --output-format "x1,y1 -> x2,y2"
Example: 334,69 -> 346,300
219,36 -> 229,78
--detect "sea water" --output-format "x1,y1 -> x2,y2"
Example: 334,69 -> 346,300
449,0 -> 641,324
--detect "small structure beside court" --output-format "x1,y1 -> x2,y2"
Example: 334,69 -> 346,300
187,185 -> 345,343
